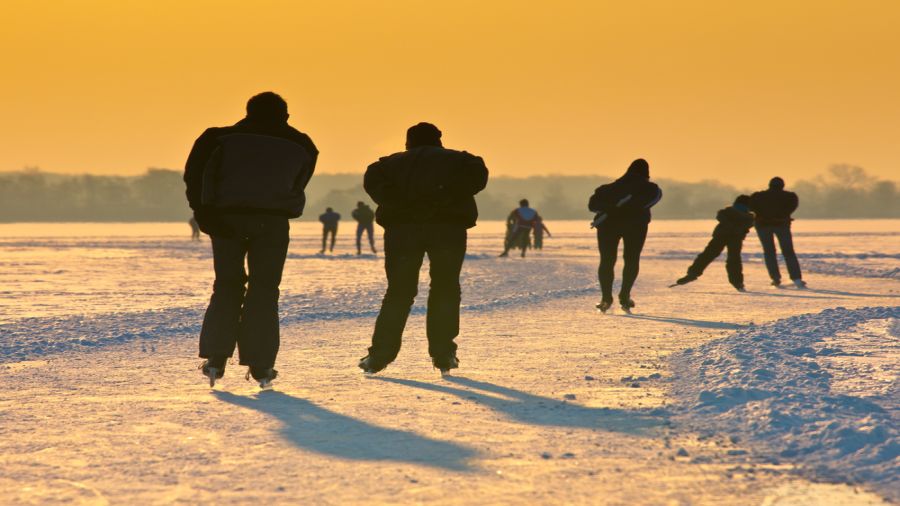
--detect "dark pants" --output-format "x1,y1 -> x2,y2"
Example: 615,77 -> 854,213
356,222 -> 375,253
322,225 -> 337,252
502,226 -> 531,256
687,233 -> 745,288
755,225 -> 802,281
596,222 -> 648,302
199,214 -> 290,369
369,224 -> 467,363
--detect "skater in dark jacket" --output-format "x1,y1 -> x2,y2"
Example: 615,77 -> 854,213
352,201 -> 377,255
588,159 -> 662,312
184,91 -> 318,387
750,177 -> 805,288
674,195 -> 754,291
358,122 -> 488,374
318,207 -> 341,253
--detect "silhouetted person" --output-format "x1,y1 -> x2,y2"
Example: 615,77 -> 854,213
750,177 -> 805,288
352,201 -> 377,255
358,122 -> 488,374
188,216 -> 201,241
319,207 -> 341,253
588,159 -> 662,312
674,195 -> 754,291
499,199 -> 537,258
533,214 -> 551,250
184,91 -> 318,387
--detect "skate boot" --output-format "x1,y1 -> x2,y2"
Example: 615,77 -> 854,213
792,279 -> 807,289
674,274 -> 697,286
596,299 -> 613,313
358,355 -> 389,375
432,354 -> 460,375
246,367 -> 278,389
619,295 -> 636,313
200,357 -> 226,387
733,284 -> 747,292
771,279 -> 782,287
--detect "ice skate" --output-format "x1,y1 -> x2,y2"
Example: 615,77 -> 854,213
199,358 -> 226,387
673,274 -> 697,287
792,279 -> 807,289
246,367 -> 278,389
596,300 -> 613,313
619,296 -> 636,314
432,354 -> 459,375
358,355 -> 389,375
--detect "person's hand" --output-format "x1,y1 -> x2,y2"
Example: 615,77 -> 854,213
193,208 -> 234,238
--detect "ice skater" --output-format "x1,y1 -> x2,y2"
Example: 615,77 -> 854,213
533,214 -> 551,250
750,177 -> 806,288
588,159 -> 662,313
499,199 -> 538,258
673,195 -> 754,291
352,201 -> 377,255
184,91 -> 318,387
188,216 -> 201,241
318,207 -> 341,253
358,122 -> 488,374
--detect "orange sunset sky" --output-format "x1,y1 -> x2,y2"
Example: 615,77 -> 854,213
1,0 -> 898,185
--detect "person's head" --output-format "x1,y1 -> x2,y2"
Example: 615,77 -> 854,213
768,176 -> 785,190
623,158 -> 650,180
406,122 -> 443,149
734,194 -> 751,208
326,207 -> 333,213
519,199 -> 529,207
246,92 -> 289,123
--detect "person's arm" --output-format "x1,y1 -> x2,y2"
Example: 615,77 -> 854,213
363,160 -> 388,205
183,128 -> 218,211
462,153 -> 489,195
291,133 -> 319,194
542,222 -> 551,236
787,192 -> 799,215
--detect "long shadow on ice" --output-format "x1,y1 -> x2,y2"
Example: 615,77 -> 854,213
803,288 -> 899,298
618,313 -> 745,330
374,376 -> 666,437
213,390 -> 476,471
696,290 -> 837,300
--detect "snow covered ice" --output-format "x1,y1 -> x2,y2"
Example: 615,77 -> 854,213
0,219 -> 897,504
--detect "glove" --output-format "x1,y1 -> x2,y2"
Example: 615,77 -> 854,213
193,208 -> 234,238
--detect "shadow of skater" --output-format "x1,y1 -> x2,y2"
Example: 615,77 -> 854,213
373,376 -> 666,437
213,390 -> 477,471
619,313 -> 747,330
805,288 -> 899,298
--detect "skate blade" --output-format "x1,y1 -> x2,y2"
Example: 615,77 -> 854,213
206,367 -> 220,388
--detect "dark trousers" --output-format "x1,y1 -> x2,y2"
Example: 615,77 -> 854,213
687,233 -> 745,288
755,225 -> 802,281
322,225 -> 337,252
369,224 -> 467,363
356,222 -> 375,252
199,215 -> 290,369
596,222 -> 648,302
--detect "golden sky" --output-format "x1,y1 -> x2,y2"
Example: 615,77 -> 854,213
1,0 -> 898,185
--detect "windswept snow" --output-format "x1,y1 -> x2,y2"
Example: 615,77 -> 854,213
671,306 -> 899,501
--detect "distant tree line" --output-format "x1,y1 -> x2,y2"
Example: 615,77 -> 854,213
0,165 -> 897,222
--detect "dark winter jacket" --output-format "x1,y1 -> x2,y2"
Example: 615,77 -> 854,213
588,175 -> 662,228
351,205 -> 375,225
712,204 -> 755,238
184,117 -> 318,218
363,146 -> 489,228
749,188 -> 798,227
319,210 -> 341,228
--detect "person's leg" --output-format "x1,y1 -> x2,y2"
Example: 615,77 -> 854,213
725,236 -> 745,288
330,226 -> 337,252
424,225 -> 467,360
199,222 -> 248,362
774,226 -> 802,280
366,223 -> 376,252
755,226 -> 781,283
596,229 -> 620,303
236,216 -> 290,370
356,223 -> 364,254
369,225 -> 425,364
686,235 -> 727,278
321,226 -> 328,252
620,222 -> 648,300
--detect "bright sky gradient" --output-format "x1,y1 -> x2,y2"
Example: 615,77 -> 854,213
1,0 -> 898,185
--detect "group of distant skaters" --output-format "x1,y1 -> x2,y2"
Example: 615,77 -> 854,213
185,92 -> 804,388
316,202 -> 377,255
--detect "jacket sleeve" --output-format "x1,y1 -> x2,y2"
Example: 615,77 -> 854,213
787,191 -> 799,214
363,160 -> 388,205
639,183 -> 663,209
716,208 -> 727,223
291,133 -> 319,193
462,153 -> 489,196
588,186 -> 607,213
183,128 -> 219,211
